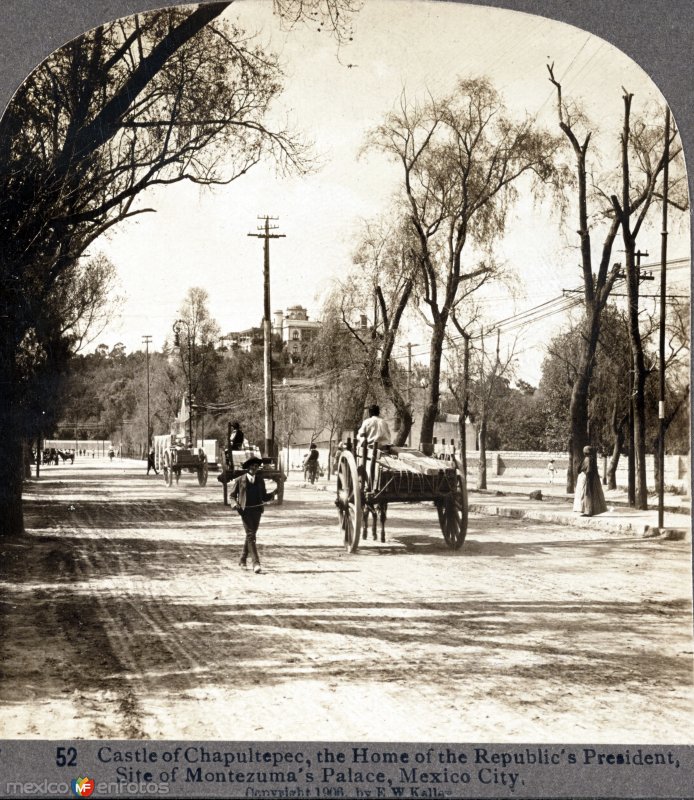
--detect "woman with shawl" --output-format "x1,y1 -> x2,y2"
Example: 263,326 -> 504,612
573,445 -> 607,516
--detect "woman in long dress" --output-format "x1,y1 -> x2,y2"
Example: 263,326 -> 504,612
573,445 -> 607,516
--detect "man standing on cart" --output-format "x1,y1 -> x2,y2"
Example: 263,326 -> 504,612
357,404 -> 392,447
229,456 -> 276,574
229,421 -> 245,450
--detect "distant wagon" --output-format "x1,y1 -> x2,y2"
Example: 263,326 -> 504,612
335,441 -> 468,553
217,423 -> 286,505
153,434 -> 208,487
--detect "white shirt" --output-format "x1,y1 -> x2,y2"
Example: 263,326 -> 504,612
357,415 -> 392,446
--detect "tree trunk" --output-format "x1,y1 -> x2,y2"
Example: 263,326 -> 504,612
419,319 -> 446,454
624,248 -> 649,509
607,403 -> 627,490
477,417 -> 487,490
568,368 -> 590,492
458,414 -> 467,476
567,313 -> 602,490
0,401 -> 25,537
565,437 -> 574,495
379,364 -> 413,447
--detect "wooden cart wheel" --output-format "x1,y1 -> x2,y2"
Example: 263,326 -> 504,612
164,452 -> 173,487
437,470 -> 468,549
336,450 -> 362,553
197,456 -> 208,486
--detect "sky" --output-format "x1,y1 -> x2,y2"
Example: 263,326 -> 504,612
85,0 -> 689,384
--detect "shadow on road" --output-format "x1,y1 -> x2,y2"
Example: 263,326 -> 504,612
1,526 -> 689,712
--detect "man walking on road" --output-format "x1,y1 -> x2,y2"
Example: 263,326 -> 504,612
229,456 -> 276,573
147,446 -> 158,475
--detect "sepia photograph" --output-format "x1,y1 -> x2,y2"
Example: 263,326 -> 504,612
0,0 -> 691,780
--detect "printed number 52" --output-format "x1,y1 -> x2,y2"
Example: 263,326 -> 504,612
56,747 -> 77,767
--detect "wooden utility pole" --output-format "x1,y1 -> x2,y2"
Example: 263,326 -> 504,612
142,334 -> 152,447
407,342 -> 414,446
615,252 -> 652,506
658,107 -> 670,529
462,333 -> 470,477
248,216 -> 285,457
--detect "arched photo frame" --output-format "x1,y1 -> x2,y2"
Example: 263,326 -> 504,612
0,2 -> 691,797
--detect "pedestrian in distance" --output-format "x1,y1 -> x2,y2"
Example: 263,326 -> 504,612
146,446 -> 158,475
547,459 -> 556,485
229,456 -> 276,574
230,421 -> 245,450
303,442 -> 320,483
573,446 -> 607,516
356,404 -> 392,448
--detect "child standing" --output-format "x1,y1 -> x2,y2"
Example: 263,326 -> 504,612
547,459 -> 556,485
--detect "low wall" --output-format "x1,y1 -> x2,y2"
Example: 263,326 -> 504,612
462,450 -> 688,489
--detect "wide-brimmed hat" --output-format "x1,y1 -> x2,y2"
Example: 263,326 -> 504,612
583,446 -> 593,455
242,456 -> 263,469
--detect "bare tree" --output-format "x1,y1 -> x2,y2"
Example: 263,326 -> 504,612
610,94 -> 685,507
365,78 -> 559,452
547,66 -> 684,502
350,215 -> 419,444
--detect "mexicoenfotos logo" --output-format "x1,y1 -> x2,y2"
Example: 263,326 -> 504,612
72,777 -> 95,797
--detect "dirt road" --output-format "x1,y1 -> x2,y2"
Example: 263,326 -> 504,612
1,459 -> 692,742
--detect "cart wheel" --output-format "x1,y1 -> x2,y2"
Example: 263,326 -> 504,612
437,471 -> 468,549
164,452 -> 173,487
336,450 -> 362,553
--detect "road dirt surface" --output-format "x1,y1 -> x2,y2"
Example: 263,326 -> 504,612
1,458 -> 692,742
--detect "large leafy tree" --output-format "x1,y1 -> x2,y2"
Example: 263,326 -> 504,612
172,287 -> 223,430
346,214 -> 419,444
0,0 -> 346,536
365,78 -> 560,452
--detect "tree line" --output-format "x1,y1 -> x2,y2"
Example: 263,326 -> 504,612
0,0 -> 688,538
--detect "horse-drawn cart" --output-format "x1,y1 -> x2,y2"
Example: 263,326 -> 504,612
153,434 -> 208,487
218,442 -> 287,506
335,442 -> 468,553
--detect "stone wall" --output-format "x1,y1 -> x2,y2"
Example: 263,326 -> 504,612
460,450 -> 688,489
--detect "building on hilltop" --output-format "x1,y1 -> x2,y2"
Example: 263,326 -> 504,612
221,326 -> 263,353
273,305 -> 321,362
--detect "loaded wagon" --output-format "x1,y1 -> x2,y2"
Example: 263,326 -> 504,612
153,434 -> 208,487
217,426 -> 287,505
335,441 -> 468,553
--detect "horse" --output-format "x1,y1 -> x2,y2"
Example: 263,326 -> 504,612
361,497 -> 388,543
348,458 -> 389,543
